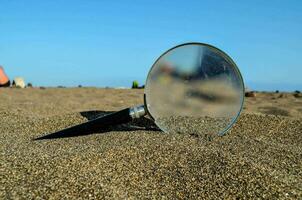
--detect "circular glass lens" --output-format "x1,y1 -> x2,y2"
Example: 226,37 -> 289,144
144,43 -> 244,138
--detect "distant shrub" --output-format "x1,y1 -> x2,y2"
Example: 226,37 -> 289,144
295,90 -> 300,94
245,91 -> 256,97
275,90 -> 279,93
27,83 -> 33,88
132,80 -> 139,89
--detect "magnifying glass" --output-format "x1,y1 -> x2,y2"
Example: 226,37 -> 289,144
36,42 -> 244,140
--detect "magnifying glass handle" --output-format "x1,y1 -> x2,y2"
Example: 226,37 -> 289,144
35,105 -> 146,140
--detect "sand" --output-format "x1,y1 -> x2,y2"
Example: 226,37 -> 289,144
156,116 -> 231,139
0,88 -> 301,199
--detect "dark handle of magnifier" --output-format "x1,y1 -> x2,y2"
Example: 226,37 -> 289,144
35,105 -> 146,140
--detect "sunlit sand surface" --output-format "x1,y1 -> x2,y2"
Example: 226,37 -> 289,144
0,88 -> 301,199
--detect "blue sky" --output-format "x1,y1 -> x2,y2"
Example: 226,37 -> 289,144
1,0 -> 301,90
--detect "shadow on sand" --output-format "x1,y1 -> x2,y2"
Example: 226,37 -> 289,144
34,110 -> 160,140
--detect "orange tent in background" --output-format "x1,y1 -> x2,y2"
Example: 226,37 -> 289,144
0,66 -> 10,87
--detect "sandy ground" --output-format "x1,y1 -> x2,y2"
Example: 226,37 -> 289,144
0,88 -> 301,199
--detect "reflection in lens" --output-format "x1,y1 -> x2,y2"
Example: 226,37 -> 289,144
145,43 -> 244,138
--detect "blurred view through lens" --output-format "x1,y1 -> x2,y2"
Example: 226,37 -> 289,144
145,43 -> 244,138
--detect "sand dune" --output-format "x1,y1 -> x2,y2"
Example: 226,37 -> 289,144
0,88 -> 301,199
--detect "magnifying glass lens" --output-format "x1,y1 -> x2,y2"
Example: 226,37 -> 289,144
145,43 -> 244,137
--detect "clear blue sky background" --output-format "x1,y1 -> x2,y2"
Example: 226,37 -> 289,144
1,0 -> 301,90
